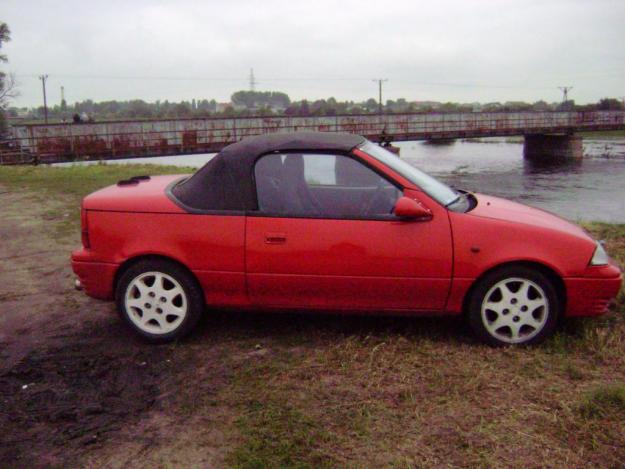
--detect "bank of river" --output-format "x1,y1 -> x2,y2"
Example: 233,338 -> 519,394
56,137 -> 625,223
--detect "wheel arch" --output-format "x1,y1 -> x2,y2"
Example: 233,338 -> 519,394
113,254 -> 203,299
461,260 -> 567,316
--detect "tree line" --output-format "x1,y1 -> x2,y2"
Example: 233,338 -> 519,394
7,94 -> 624,125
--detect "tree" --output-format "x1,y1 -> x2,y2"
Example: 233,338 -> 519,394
0,22 -> 9,63
284,105 -> 298,116
0,22 -> 18,135
597,98 -> 623,111
364,98 -> 377,112
557,100 -> 575,111
310,99 -> 327,115
174,101 -> 192,117
532,100 -> 551,111
231,90 -> 291,111
299,100 -> 310,116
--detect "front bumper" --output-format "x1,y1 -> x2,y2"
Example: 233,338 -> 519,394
71,248 -> 117,300
565,262 -> 622,316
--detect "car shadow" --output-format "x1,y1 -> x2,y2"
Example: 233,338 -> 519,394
189,308 -> 474,346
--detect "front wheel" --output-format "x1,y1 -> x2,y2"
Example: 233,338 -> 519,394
116,259 -> 204,343
468,266 -> 560,346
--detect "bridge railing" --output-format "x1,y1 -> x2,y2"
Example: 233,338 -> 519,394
2,110 -> 624,164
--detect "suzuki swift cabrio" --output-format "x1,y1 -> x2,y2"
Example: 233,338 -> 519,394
71,132 -> 622,345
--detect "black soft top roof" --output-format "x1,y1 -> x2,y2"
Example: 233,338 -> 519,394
171,132 -> 366,212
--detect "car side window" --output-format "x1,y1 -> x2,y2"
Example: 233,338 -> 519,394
254,153 -> 401,218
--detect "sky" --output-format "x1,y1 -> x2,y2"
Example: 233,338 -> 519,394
2,0 -> 625,108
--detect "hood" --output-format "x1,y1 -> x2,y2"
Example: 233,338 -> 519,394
470,193 -> 592,241
83,175 -> 189,213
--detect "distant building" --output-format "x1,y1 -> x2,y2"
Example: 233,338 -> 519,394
483,102 -> 503,112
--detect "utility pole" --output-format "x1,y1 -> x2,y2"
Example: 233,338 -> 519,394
249,68 -> 257,92
558,86 -> 573,104
60,85 -> 67,112
39,74 -> 49,123
373,78 -> 388,114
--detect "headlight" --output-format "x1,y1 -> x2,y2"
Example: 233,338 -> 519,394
590,241 -> 609,266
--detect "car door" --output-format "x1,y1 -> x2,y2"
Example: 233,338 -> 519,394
245,152 -> 453,311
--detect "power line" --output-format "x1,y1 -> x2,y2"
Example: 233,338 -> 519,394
3,74 -> 555,89
16,73 -> 248,81
12,73 -> 621,92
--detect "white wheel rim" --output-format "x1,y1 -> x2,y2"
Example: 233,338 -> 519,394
124,271 -> 188,335
481,277 -> 549,344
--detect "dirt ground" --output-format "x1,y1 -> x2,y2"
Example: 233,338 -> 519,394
2,178 -> 625,469
0,188 -> 237,467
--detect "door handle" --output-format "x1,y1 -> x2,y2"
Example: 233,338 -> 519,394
265,232 -> 287,244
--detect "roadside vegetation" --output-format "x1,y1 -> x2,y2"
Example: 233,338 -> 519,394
578,129 -> 625,139
1,164 -> 624,468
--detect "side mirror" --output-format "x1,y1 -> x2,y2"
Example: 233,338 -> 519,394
393,196 -> 432,220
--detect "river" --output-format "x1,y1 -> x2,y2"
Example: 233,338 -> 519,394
57,137 -> 625,223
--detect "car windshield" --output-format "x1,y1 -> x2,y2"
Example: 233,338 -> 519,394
360,141 -> 459,207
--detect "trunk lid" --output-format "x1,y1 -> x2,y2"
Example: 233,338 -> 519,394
83,175 -> 190,213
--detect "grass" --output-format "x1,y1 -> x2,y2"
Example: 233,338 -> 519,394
578,384 -> 625,419
0,164 -> 193,239
228,395 -> 335,468
578,129 -> 625,139
2,164 -> 625,467
219,223 -> 625,467
0,163 -> 192,200
462,131 -> 625,143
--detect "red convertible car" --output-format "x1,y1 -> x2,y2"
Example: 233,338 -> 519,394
71,132 -> 622,345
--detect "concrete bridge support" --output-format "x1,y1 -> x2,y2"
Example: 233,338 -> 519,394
523,134 -> 583,161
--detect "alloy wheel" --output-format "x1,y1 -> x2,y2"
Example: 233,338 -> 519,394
480,277 -> 549,344
124,271 -> 188,334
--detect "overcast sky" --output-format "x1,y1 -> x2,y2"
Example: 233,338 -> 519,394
2,0 -> 625,108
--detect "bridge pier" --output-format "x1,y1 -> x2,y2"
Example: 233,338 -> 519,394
523,134 -> 583,161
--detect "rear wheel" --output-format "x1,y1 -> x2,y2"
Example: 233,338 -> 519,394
468,266 -> 560,346
116,259 -> 204,343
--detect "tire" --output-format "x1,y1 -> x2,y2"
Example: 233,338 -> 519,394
115,258 -> 204,343
467,266 -> 560,346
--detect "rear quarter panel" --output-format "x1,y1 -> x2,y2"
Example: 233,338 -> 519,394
86,210 -> 247,306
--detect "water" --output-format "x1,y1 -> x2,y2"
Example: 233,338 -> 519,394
55,137 -> 625,223
396,138 -> 625,223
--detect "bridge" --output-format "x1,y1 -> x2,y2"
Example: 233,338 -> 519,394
2,110 -> 624,164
